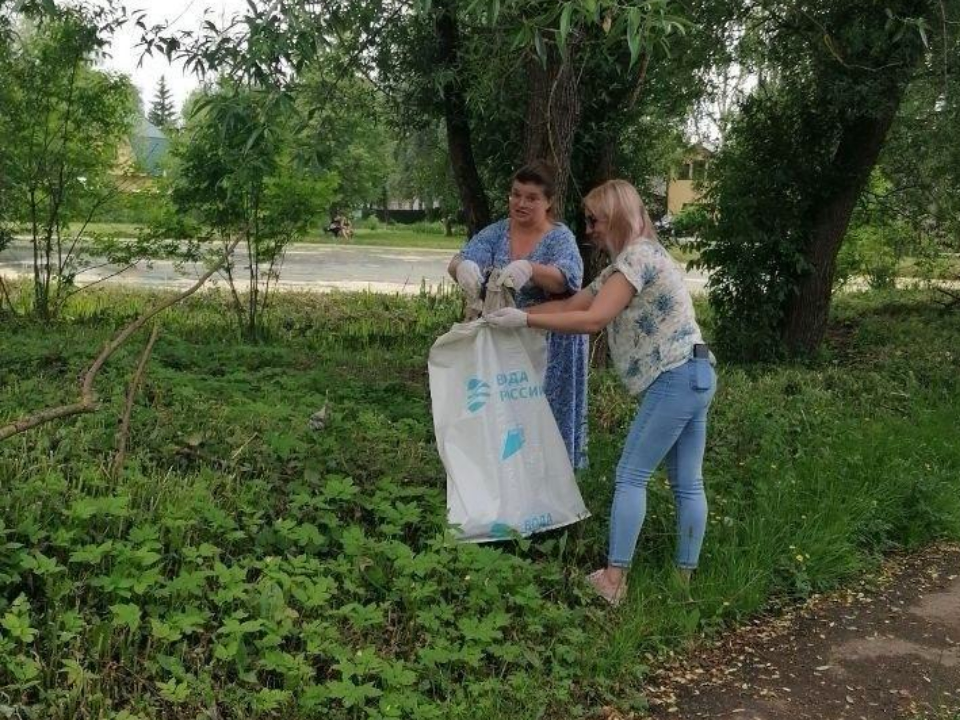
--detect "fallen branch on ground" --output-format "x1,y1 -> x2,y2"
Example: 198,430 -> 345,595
0,276 -> 15,313
0,240 -> 240,442
110,324 -> 160,478
935,284 -> 960,311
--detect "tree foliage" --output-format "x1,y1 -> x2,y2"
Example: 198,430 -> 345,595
695,0 -> 953,359
873,27 -> 960,262
295,72 -> 396,212
141,0 -> 711,237
147,74 -> 176,128
168,87 -> 334,339
389,123 -> 461,226
0,0 -> 139,319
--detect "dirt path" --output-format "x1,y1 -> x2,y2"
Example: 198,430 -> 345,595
632,543 -> 960,720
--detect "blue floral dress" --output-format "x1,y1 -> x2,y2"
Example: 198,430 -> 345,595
461,219 -> 589,469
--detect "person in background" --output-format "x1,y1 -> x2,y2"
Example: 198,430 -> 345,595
448,160 -> 589,469
485,179 -> 717,606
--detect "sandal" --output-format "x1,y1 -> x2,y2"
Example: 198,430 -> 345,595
586,569 -> 627,607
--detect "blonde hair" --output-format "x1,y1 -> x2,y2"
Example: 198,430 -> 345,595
583,179 -> 657,253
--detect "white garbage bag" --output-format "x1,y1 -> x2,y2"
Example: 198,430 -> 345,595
428,320 -> 590,543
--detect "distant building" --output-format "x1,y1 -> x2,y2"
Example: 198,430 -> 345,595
385,197 -> 440,211
665,144 -> 713,215
111,117 -> 170,192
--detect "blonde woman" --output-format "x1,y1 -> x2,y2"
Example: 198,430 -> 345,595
486,179 -> 716,605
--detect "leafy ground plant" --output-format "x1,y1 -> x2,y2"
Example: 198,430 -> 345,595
1,284 -> 959,718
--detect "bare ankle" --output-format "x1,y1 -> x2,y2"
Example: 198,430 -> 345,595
605,567 -> 626,586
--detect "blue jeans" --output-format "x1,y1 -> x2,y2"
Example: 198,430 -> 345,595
608,358 -> 717,570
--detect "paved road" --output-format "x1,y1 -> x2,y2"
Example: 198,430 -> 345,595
0,240 -> 709,295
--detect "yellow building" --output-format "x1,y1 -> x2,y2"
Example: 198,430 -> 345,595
666,145 -> 712,216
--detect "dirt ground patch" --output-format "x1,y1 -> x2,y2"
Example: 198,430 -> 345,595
629,543 -> 960,720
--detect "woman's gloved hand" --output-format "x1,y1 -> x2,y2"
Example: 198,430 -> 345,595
484,307 -> 529,328
498,259 -> 533,290
454,259 -> 482,303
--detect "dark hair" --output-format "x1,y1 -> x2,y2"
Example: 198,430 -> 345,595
512,160 -> 558,202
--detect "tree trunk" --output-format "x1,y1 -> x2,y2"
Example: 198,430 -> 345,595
583,53 -> 648,192
781,105 -> 903,356
574,53 -> 648,284
435,1 -> 490,237
522,48 -> 581,219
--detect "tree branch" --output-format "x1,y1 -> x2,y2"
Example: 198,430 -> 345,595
0,275 -> 15,314
0,239 -> 240,442
110,323 -> 160,478
935,284 -> 960,310
56,262 -> 139,314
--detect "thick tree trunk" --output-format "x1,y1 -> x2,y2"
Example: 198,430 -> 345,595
577,135 -> 620,285
584,53 -> 648,188
781,106 -> 902,356
435,1 -> 490,237
777,0 -> 935,356
575,53 -> 648,284
522,48 -> 581,219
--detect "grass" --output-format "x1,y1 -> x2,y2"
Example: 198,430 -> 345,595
912,709 -> 960,720
309,227 -> 465,250
1,284 -> 960,718
54,222 -> 467,251
47,222 -> 703,262
897,253 -> 960,280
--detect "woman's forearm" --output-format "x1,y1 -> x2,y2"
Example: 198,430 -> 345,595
529,263 -> 569,295
528,287 -> 595,316
526,275 -> 634,334
528,297 -> 573,315
527,310 -> 605,335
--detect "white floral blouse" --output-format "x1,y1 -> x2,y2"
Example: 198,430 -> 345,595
589,238 -> 704,395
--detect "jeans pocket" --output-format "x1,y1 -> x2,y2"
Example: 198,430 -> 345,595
691,358 -> 713,392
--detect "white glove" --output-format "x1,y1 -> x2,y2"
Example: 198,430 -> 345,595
484,307 -> 528,328
454,259 -> 482,302
498,259 -> 534,290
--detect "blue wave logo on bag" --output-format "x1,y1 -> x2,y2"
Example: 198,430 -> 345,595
465,377 -> 491,412
489,522 -> 513,539
501,426 -> 525,460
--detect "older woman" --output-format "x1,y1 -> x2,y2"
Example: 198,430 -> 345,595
485,179 -> 717,606
448,161 -> 588,469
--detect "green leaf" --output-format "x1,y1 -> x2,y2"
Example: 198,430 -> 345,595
486,0 -> 500,25
22,550 -> 65,576
627,7 -> 642,69
559,4 -> 573,52
150,618 -> 183,643
110,603 -> 142,632
156,678 -> 191,704
325,678 -> 382,709
533,29 -> 547,68
2,612 -> 37,644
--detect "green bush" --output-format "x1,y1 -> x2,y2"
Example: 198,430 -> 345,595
671,203 -> 709,239
97,190 -> 170,226
405,220 -> 447,236
834,171 -> 952,290
360,215 -> 381,231
694,84 -> 832,360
